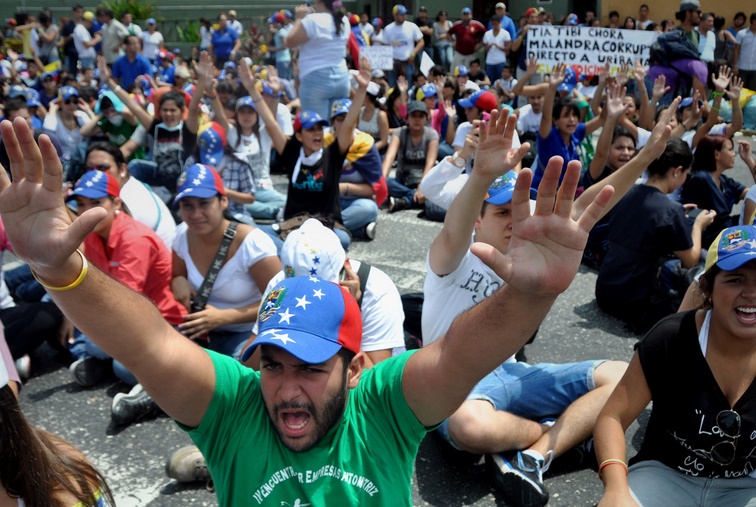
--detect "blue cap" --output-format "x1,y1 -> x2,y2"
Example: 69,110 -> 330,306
679,97 -> 704,110
240,276 -> 363,363
42,71 -> 57,80
485,170 -> 538,206
236,95 -> 256,110
330,98 -> 352,119
566,13 -> 579,25
282,9 -> 294,19
462,7 -> 472,14
60,85 -> 79,101
223,61 -> 236,70
294,110 -> 329,132
7,85 -> 26,99
418,83 -> 437,99
147,18 -> 156,25
454,65 -> 470,77
197,122 -> 227,166
705,226 -> 756,273
25,89 -> 41,107
94,90 -> 125,114
66,170 -> 120,202
174,164 -> 226,204
557,67 -> 577,94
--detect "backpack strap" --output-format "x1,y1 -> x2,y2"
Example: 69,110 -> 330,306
356,261 -> 371,309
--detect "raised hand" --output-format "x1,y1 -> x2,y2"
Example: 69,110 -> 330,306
727,75 -> 743,101
444,99 -> 456,118
397,75 -> 409,94
238,56 -> 257,93
97,56 -> 112,85
598,62 -> 611,85
549,63 -> 567,87
738,140 -> 754,164
470,158 -> 613,297
354,56 -> 372,90
633,58 -> 647,82
615,62 -> 630,86
472,108 -> 530,183
712,65 -> 732,92
458,127 -> 479,160
605,83 -> 627,120
194,51 -> 215,91
639,96 -> 681,161
0,119 -> 106,276
651,75 -> 670,102
525,56 -> 539,76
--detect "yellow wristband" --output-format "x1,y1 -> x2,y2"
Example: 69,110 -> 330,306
31,249 -> 89,291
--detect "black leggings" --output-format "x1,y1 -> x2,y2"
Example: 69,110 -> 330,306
0,303 -> 64,359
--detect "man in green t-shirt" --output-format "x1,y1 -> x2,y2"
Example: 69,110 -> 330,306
0,112 -> 613,506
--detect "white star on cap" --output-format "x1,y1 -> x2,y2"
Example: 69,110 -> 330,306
313,289 -> 324,300
295,295 -> 310,309
278,307 -> 294,324
270,332 -> 295,345
309,277 -> 320,283
193,178 -> 202,185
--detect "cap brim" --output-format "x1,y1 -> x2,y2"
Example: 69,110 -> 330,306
240,328 -> 342,363
485,187 -> 538,206
557,83 -> 575,93
173,187 -> 221,205
715,252 -> 756,272
458,97 -> 475,108
65,188 -> 109,202
300,119 -> 329,130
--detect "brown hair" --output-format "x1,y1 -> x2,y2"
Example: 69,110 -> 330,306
0,385 -> 115,507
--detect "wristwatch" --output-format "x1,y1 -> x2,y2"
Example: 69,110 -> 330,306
451,152 -> 466,168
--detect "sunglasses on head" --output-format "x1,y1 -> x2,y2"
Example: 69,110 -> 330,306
85,164 -> 112,172
708,410 -> 741,466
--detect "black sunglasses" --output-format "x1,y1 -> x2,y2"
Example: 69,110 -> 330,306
64,98 -> 78,104
709,410 -> 741,466
85,164 -> 112,172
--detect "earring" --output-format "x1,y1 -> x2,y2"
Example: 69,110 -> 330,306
120,172 -> 126,178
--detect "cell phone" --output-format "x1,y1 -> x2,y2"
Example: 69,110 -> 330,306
686,208 -> 703,219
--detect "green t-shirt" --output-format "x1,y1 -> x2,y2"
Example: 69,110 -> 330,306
183,350 -> 429,506
98,119 -> 145,160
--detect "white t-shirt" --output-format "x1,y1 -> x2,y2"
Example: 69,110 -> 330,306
42,111 -> 89,161
120,177 -> 177,248
740,186 -> 756,225
696,28 -> 716,62
382,21 -> 423,61
735,28 -> 756,71
483,29 -> 511,65
516,104 -> 542,135
140,30 -> 164,60
360,22 -> 375,38
73,24 -> 96,59
172,222 -> 278,332
423,248 -> 513,365
372,29 -> 385,45
298,13 -> 349,79
256,260 -> 406,354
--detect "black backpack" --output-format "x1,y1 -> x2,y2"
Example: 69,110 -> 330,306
649,30 -> 700,66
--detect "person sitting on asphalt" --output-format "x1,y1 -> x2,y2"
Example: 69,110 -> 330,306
0,110 -> 612,506
382,100 -> 440,217
165,218 -> 406,486
63,170 -> 187,428
421,101 -> 689,507
595,224 -> 756,507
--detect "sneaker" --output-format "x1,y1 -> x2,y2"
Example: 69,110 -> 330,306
365,222 -> 377,240
111,383 -> 161,426
488,451 -> 549,507
166,445 -> 211,483
389,197 -> 409,213
570,437 -> 597,469
15,355 -> 31,381
69,357 -> 107,387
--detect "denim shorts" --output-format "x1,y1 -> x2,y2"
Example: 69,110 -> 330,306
437,360 -> 605,447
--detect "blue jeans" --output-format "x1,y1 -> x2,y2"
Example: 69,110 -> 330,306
245,187 -> 287,220
69,330 -> 138,386
434,43 -> 453,71
340,197 -> 378,237
79,56 -> 94,70
3,264 -> 46,303
127,159 -> 180,193
437,360 -> 605,447
387,177 -> 420,208
276,60 -> 292,81
486,62 -> 507,85
388,61 -> 416,89
207,329 -> 252,360
299,66 -> 350,121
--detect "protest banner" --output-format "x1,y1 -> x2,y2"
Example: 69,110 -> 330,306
527,25 -> 658,76
360,46 -> 394,70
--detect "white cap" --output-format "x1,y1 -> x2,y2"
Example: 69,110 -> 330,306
366,81 -> 381,96
465,80 -> 481,91
280,219 -> 346,282
495,2 -> 506,10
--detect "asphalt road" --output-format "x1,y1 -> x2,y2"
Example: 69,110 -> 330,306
15,134 -> 756,506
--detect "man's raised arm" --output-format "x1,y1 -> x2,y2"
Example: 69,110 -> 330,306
403,153 -> 614,427
0,118 -> 214,428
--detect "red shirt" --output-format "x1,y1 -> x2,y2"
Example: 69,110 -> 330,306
449,20 -> 486,55
84,212 -> 186,325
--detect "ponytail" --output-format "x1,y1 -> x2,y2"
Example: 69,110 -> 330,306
323,0 -> 346,36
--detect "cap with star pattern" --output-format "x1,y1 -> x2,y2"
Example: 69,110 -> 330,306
281,219 -> 345,282
66,170 -> 120,202
198,122 -> 227,166
241,276 -> 362,363
173,164 -> 226,205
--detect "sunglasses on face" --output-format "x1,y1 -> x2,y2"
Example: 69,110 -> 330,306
709,410 -> 741,466
85,164 -> 112,172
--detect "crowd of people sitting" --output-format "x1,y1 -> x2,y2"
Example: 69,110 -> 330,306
1,0 -> 756,506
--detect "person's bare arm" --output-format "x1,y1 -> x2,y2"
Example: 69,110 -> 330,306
238,59 -> 287,154
79,113 -> 104,138
594,353 -> 651,507
0,118 -> 214,428
540,63 -> 566,139
284,19 -> 308,48
336,58 -> 371,154
375,111 -> 390,152
404,133 -> 614,426
382,135 -> 401,178
98,56 -> 154,130
428,111 -> 528,277
691,66 -> 730,149
725,75 -> 743,138
587,85 -> 625,181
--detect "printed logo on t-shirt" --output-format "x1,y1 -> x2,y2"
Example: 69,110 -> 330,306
252,465 -> 379,504
292,167 -> 324,192
460,268 -> 502,303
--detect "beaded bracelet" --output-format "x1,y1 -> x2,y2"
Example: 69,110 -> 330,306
30,249 -> 89,291
598,459 -> 628,480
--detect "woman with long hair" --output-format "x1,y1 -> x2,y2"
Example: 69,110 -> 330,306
42,85 -> 93,175
681,135 -> 755,249
595,224 -> 756,506
283,0 -> 350,119
433,10 -> 453,71
1,344 -> 115,507
358,82 -> 390,152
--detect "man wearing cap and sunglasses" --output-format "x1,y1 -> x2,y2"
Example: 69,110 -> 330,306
0,102 -> 613,505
